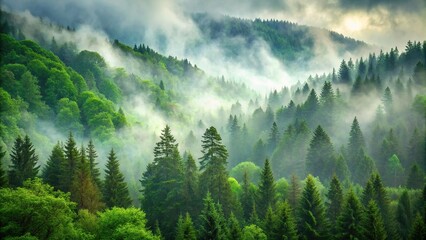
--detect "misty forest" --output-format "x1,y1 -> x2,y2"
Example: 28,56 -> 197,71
0,1 -> 426,240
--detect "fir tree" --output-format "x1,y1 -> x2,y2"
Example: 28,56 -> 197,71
267,122 -> 280,153
396,191 -> 412,240
409,214 -> 426,240
298,175 -> 329,240
257,158 -> 276,217
199,126 -> 233,215
362,178 -> 375,207
241,171 -> 254,221
182,153 -> 199,217
8,135 -> 39,187
336,189 -> 365,240
288,174 -> 301,211
176,213 -> 197,240
272,201 -> 298,240
61,132 -> 79,192
228,212 -> 243,240
362,200 -> 387,240
326,175 -> 343,227
0,145 -> 8,188
42,142 -> 65,189
86,139 -> 102,189
407,164 -> 425,189
198,192 -> 222,240
103,148 -> 131,208
347,117 -> 366,171
306,125 -> 335,181
263,206 -> 275,239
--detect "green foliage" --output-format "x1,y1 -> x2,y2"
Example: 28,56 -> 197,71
230,161 -> 261,184
103,148 -> 131,208
176,213 -> 197,240
306,125 -> 335,181
336,189 -> 365,240
228,212 -> 243,240
8,135 -> 39,187
396,191 -> 413,240
362,200 -> 387,240
60,132 -> 79,192
242,224 -> 267,240
198,192 -> 223,240
326,175 -> 343,227
271,201 -> 298,240
257,158 -> 276,217
407,164 -> 425,189
0,145 -> 8,187
98,207 -> 159,240
182,153 -> 200,217
86,139 -> 102,189
42,142 -> 65,189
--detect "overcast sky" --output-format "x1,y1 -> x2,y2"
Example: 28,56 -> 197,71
2,0 -> 425,50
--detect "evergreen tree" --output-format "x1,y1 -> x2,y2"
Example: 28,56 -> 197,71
347,117 -> 366,171
252,139 -> 267,167
306,125 -> 335,181
140,125 -> 184,239
176,213 -> 197,240
302,89 -> 319,122
86,139 -> 102,189
326,175 -> 343,227
262,206 -> 275,239
407,164 -> 425,189
362,200 -> 387,240
103,148 -> 131,208
267,122 -> 280,153
298,175 -> 329,240
8,135 -> 39,187
409,214 -> 426,240
199,126 -> 233,214
319,81 -> 335,129
396,191 -> 412,240
198,192 -> 222,240
241,171 -> 254,221
42,142 -> 65,189
336,189 -> 365,240
353,149 -> 376,185
61,132 -> 79,192
362,178 -> 375,207
228,212 -> 243,240
0,145 -> 8,187
182,153 -> 199,217
70,146 -> 104,213
257,158 -> 276,217
338,60 -> 351,83
288,174 -> 301,211
272,201 -> 298,240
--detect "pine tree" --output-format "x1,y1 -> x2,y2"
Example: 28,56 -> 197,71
176,213 -> 197,240
298,175 -> 329,240
336,189 -> 365,240
0,145 -> 8,188
86,139 -> 102,189
70,146 -> 104,213
42,142 -> 65,189
103,148 -> 131,208
363,200 -> 387,240
182,153 -> 199,217
8,135 -> 39,187
140,125 -> 184,239
288,174 -> 301,211
396,191 -> 412,240
362,178 -> 375,207
199,126 -> 233,215
263,206 -> 275,239
228,212 -> 243,240
338,60 -> 351,83
371,173 -> 396,239
267,122 -> 280,153
347,117 -> 366,171
241,171 -> 254,221
326,175 -> 343,227
61,132 -> 79,192
272,201 -> 298,240
198,192 -> 222,240
407,164 -> 425,189
257,158 -> 276,217
306,126 -> 335,181
409,214 -> 426,240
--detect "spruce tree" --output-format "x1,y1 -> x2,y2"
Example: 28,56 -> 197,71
198,192 -> 222,240
8,135 -> 39,187
326,175 -> 343,227
86,139 -> 102,189
263,206 -> 275,239
306,125 -> 335,181
182,153 -> 199,217
272,201 -> 298,240
0,145 -> 8,188
288,174 -> 301,211
42,142 -> 65,189
362,178 -> 375,207
103,148 -> 131,208
199,126 -> 233,215
257,158 -> 276,217
347,117 -> 366,182
241,171 -> 254,221
267,122 -> 280,153
70,146 -> 104,213
396,191 -> 412,240
409,214 -> 426,240
363,200 -> 387,240
298,175 -> 329,240
336,189 -> 365,240
176,213 -> 197,240
61,132 -> 79,192
407,164 -> 425,189
228,212 -> 243,240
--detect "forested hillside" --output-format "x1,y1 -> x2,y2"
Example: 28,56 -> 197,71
0,7 -> 426,240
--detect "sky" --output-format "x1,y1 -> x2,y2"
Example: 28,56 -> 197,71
2,0 -> 426,51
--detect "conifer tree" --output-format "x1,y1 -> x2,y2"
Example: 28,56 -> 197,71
263,206 -> 275,239
182,153 -> 199,217
298,175 -> 329,240
103,148 -> 131,208
336,189 -> 365,240
241,171 -> 254,221
199,126 -> 233,215
362,200 -> 387,240
272,201 -> 298,240
347,117 -> 365,170
86,139 -> 102,189
362,178 -> 375,207
198,192 -> 222,240
257,158 -> 276,217
396,191 -> 412,240
306,125 -> 335,181
326,175 -> 343,227
228,212 -> 243,240
42,142 -> 65,189
288,174 -> 301,211
176,213 -> 197,240
267,122 -> 280,153
70,146 -> 104,213
8,135 -> 39,187
409,214 -> 426,240
61,132 -> 79,192
140,125 -> 184,239
407,164 -> 425,189
0,145 -> 8,188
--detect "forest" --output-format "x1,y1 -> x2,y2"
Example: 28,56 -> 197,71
0,3 -> 426,240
